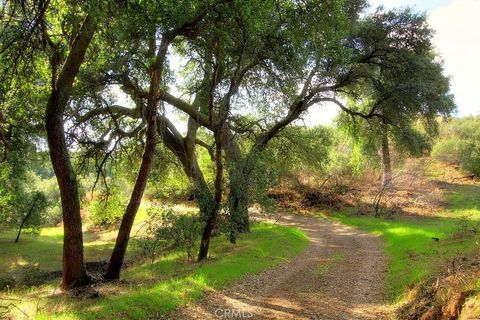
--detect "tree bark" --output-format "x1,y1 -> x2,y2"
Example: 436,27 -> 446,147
380,122 -> 392,188
217,128 -> 249,242
225,99 -> 308,241
157,68 -> 216,222
228,168 -> 250,242
197,205 -> 217,261
104,106 -> 157,279
198,59 -> 232,260
105,36 -> 170,280
45,13 -> 97,290
198,129 -> 223,261
183,118 -> 216,220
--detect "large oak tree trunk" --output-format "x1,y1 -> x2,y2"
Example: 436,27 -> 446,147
104,119 -> 156,279
105,69 -> 160,280
105,33 -> 173,279
47,93 -> 89,289
380,123 -> 392,188
224,106 -> 303,242
197,205 -> 217,261
45,13 -> 97,290
184,118 -> 216,220
198,130 -> 223,261
228,169 -> 250,243
221,128 -> 250,243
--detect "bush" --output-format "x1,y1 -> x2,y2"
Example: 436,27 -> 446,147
431,138 -> 464,164
460,144 -> 480,175
136,207 -> 203,262
1,168 -> 52,233
45,205 -> 62,226
146,150 -> 192,200
432,117 -> 480,176
33,174 -> 61,226
89,188 -> 126,226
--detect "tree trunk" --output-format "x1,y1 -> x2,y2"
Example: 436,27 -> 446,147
157,115 -> 218,260
184,118 -> 216,220
198,129 -> 223,261
158,116 -> 215,220
228,169 -> 250,243
221,128 -> 250,242
198,69 -> 232,261
104,114 -> 156,279
224,107 -> 301,242
197,204 -> 218,261
45,13 -> 97,290
380,123 -> 392,188
47,84 -> 89,291
105,69 -> 160,280
105,34 -> 172,279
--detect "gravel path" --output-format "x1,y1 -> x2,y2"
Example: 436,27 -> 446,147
170,214 -> 390,319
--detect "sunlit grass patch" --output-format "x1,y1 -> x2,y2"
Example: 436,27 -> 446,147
6,222 -> 308,319
321,173 -> 480,302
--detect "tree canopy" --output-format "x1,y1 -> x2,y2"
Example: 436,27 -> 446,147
0,0 -> 455,289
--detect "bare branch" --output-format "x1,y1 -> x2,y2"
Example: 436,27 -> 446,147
308,97 -> 392,123
76,104 -> 141,123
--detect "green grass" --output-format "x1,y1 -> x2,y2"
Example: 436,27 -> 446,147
0,203 -> 157,279
320,181 -> 480,302
5,223 -> 308,319
0,227 -> 117,279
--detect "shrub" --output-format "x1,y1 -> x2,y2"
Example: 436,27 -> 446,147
460,144 -> 480,175
146,150 -> 192,200
33,174 -> 61,225
431,138 -> 465,164
432,116 -> 480,176
136,207 -> 203,262
89,188 -> 126,226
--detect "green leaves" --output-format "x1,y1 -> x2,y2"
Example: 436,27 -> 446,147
433,117 -> 480,176
338,7 -> 455,161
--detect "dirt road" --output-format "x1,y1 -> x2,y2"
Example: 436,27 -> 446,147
171,215 -> 390,319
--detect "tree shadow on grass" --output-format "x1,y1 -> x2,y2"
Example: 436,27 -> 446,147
29,224 -> 308,319
0,228 -> 116,291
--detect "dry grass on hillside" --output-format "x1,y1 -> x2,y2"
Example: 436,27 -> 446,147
271,158 -> 478,219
